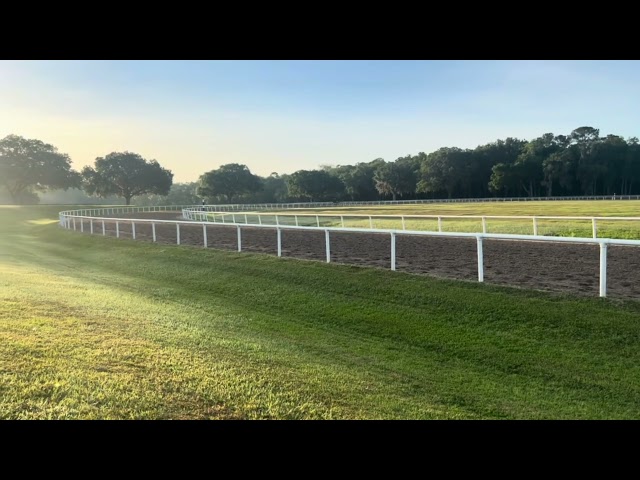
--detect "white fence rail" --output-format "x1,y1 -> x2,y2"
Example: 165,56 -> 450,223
175,195 -> 640,213
181,210 -> 640,240
59,205 -> 196,217
55,195 -> 640,217
59,207 -> 640,298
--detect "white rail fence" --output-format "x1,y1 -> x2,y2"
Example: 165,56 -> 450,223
59,207 -> 640,298
53,195 -> 640,216
182,209 -> 640,240
60,205 -> 640,241
339,195 -> 640,205
61,205 -> 196,217
177,195 -> 640,212
173,195 -> 640,213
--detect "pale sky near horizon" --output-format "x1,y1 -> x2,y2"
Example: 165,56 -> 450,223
2,60 -> 640,183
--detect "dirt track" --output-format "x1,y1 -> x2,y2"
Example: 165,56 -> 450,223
71,213 -> 640,300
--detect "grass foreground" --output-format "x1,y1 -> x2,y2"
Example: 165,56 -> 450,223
1,205 -> 640,419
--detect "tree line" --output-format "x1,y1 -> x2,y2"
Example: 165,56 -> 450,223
194,126 -> 640,204
2,126 -> 640,206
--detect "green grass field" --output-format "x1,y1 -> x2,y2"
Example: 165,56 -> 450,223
206,200 -> 640,239
2,204 -> 640,419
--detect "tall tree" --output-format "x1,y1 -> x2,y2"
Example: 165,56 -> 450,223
286,170 -> 345,201
373,159 -> 417,200
0,134 -> 79,204
571,126 -> 603,195
514,134 -> 560,197
542,149 -> 576,197
417,148 -> 473,198
488,162 -> 520,197
471,138 -> 527,197
623,138 -> 640,195
82,151 -> 173,205
595,135 -> 628,195
261,173 -> 289,203
197,163 -> 262,203
337,159 -> 385,201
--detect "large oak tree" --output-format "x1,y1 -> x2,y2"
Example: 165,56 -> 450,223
197,163 -> 262,203
82,152 -> 173,205
0,134 -> 79,204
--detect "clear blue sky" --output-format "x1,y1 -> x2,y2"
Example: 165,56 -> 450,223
2,60 -> 640,182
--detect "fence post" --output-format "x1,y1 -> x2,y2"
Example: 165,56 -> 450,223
244,214 -> 248,224
176,224 -> 181,245
482,216 -> 487,234
325,229 -> 331,263
276,215 -> 279,226
258,215 -> 262,225
116,221 -> 120,238
438,217 -> 442,232
203,224 -> 208,248
152,223 -> 156,242
80,219 -> 84,233
401,216 -> 406,230
316,215 -> 320,227
592,218 -> 598,238
369,216 -> 373,229
391,232 -> 396,271
132,222 -> 136,240
476,236 -> 484,282
232,213 -> 236,223
295,215 -> 299,226
599,241 -> 608,297
102,220 -> 105,236
277,228 -> 282,257
90,220 -> 94,235
533,217 -> 538,236
340,215 -> 345,228
237,225 -> 242,252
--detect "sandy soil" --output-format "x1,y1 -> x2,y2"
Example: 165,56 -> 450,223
71,212 -> 640,300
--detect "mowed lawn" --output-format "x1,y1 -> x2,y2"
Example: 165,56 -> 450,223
256,200 -> 640,238
1,206 -> 640,419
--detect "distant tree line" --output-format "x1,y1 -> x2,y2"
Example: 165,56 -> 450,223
195,126 -> 640,204
3,126 -> 640,205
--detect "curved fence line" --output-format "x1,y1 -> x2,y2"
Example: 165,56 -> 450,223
182,209 -> 640,240
339,194 -> 640,205
61,195 -> 636,216
58,194 -> 640,218
182,194 -> 640,213
58,206 -> 640,298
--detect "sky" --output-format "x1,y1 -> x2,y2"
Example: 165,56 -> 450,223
2,60 -> 640,182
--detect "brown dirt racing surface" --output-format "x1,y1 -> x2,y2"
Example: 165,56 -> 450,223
72,212 -> 640,300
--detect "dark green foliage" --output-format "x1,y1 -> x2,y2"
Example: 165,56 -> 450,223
374,158 -> 419,201
294,126 -> 640,202
0,134 -> 79,204
286,169 -> 346,201
82,152 -> 173,205
197,163 -> 263,203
